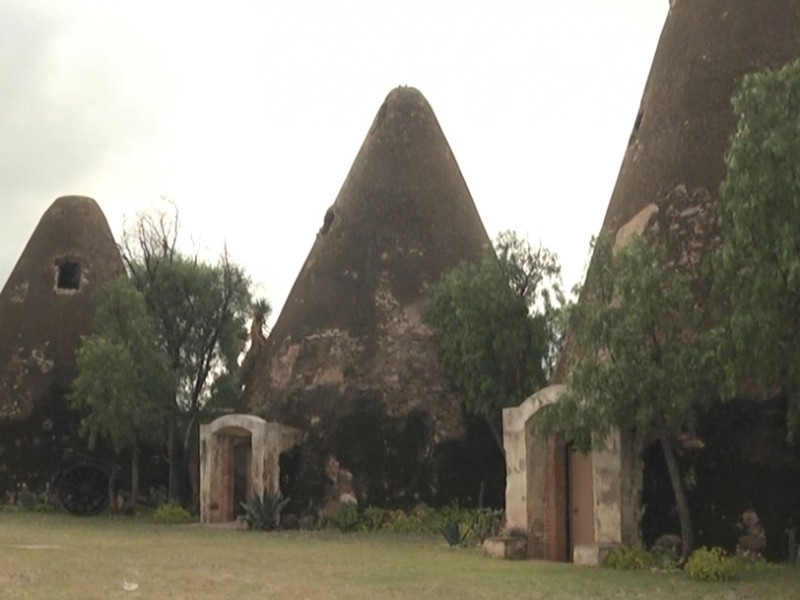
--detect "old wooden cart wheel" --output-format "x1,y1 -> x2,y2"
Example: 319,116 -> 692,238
57,462 -> 109,516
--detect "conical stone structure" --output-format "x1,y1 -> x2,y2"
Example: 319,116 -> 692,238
0,196 -> 125,496
243,87 -> 494,507
603,0 -> 800,238
579,1 -> 800,558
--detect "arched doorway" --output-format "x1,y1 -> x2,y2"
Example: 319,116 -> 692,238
502,386 -> 640,563
199,415 -> 303,524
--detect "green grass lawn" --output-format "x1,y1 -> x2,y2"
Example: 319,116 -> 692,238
1,511 -> 798,599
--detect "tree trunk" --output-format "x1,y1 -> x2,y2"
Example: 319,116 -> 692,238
107,464 -> 120,512
658,430 -> 694,561
167,411 -> 179,502
131,445 -> 140,509
184,411 -> 200,513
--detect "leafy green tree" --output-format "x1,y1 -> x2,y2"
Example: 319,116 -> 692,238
717,57 -> 800,440
119,208 -> 256,506
539,234 -> 716,560
70,277 -> 173,506
426,231 -> 563,451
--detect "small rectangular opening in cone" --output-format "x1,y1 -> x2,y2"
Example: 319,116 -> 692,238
56,259 -> 81,290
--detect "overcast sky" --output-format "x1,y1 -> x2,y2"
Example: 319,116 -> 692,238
0,1 -> 669,321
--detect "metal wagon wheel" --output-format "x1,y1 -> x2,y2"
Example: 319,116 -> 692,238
57,462 -> 109,516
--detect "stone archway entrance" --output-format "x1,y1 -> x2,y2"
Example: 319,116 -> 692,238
502,385 -> 568,560
199,414 -> 303,524
501,386 -> 641,564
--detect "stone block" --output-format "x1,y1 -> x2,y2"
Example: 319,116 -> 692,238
482,536 -> 528,560
573,543 -> 615,567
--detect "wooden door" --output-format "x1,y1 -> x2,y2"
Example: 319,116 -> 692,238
568,448 -> 595,554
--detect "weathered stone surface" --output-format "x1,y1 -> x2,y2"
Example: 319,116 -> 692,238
0,196 -> 125,496
602,0 -> 800,238
502,385 -> 564,556
483,535 -> 528,560
199,413 -> 303,524
652,533 -> 682,560
735,510 -> 767,558
503,386 -> 641,561
573,543 -> 615,567
242,87 -> 496,508
557,0 -> 800,561
559,0 -> 800,385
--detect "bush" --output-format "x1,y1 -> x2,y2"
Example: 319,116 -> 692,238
153,503 -> 194,525
325,502 -> 360,532
240,490 -> 289,531
470,508 -> 503,543
603,545 -> 655,570
34,503 -> 56,513
316,502 -> 504,543
358,506 -> 386,532
653,547 -> 680,571
685,547 -> 740,581
381,505 -> 439,534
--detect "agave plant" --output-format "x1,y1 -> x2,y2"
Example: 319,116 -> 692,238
440,518 -> 469,547
240,489 -> 290,531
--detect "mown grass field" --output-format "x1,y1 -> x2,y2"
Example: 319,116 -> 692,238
1,511 -> 798,599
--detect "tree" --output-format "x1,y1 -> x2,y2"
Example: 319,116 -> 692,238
717,57 -> 800,440
426,231 -> 563,452
119,208 -> 256,506
539,234 -> 716,560
70,277 -> 173,507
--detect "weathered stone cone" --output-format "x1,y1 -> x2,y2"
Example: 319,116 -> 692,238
570,0 -> 800,558
0,196 -> 124,496
602,0 -> 800,238
557,0 -> 800,378
242,86 -> 493,507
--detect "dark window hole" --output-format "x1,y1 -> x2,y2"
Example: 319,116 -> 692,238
57,261 -> 81,290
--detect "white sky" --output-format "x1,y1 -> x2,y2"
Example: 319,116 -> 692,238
0,1 -> 669,322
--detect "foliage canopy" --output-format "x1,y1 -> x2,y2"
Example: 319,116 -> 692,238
542,235 -> 714,448
717,56 -> 800,439
73,206 -> 263,505
426,231 -> 563,447
539,233 -> 717,559
71,277 -> 172,453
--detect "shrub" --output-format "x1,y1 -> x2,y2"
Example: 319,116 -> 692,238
653,547 -> 680,571
738,557 -> 778,574
320,502 -> 504,543
153,503 -> 194,525
381,506 -> 439,534
240,490 -> 290,531
685,546 -> 740,581
358,506 -> 386,532
603,545 -> 655,570
325,502 -> 360,532
34,503 -> 56,513
470,508 -> 503,543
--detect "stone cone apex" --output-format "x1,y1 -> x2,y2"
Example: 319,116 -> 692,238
270,85 -> 489,339
601,0 -> 800,237
243,86 -> 496,507
0,196 -> 125,495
